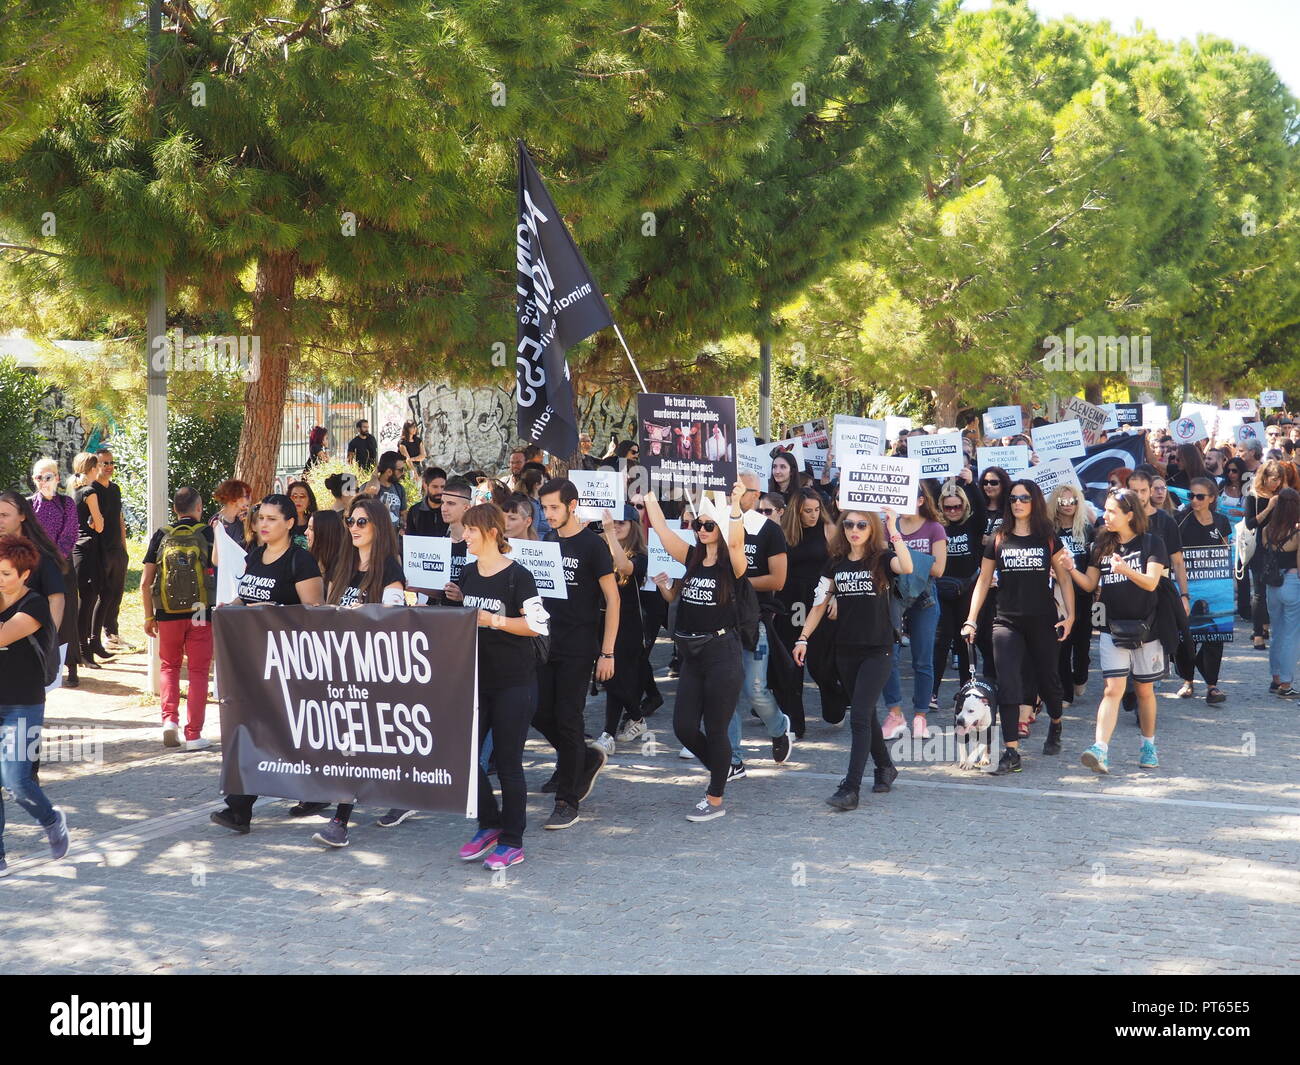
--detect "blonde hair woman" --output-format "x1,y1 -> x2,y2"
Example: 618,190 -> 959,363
1046,483 -> 1096,705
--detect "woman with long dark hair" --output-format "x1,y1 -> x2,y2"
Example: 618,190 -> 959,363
398,420 -> 425,474
1259,487 -> 1300,697
964,480 -> 1075,775
307,497 -> 407,845
69,452 -> 105,667
932,478 -> 986,704
643,484 -> 749,822
1069,490 -> 1168,773
794,507 -> 912,808
972,465 -> 1012,681
210,494 -> 325,835
1174,477 -> 1232,704
1167,443 -> 1207,491
304,426 -> 329,473
1246,460 -> 1286,649
777,488 -> 840,729
306,508 -> 348,581
0,492 -> 70,695
287,480 -> 318,549
591,506 -> 648,753
768,451 -> 801,504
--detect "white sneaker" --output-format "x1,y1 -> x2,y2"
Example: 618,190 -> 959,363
616,717 -> 648,743
678,745 -> 694,759
589,732 -> 616,757
184,737 -> 212,751
162,724 -> 180,748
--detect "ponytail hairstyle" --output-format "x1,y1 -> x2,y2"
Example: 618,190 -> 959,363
461,502 -> 511,554
1095,488 -> 1149,559
68,451 -> 98,496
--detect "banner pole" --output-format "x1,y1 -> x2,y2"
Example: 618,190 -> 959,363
611,322 -> 648,393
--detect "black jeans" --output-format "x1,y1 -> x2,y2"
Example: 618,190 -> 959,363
1176,639 -> 1224,686
1058,606 -> 1092,702
933,586 -> 974,696
225,793 -> 257,823
478,681 -> 537,848
991,615 -> 1064,743
604,641 -> 643,734
93,542 -> 128,641
1250,555 -> 1271,638
73,538 -> 101,651
835,644 -> 895,791
976,589 -> 998,680
673,632 -> 743,798
533,655 -> 597,808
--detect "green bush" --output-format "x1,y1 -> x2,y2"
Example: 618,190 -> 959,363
0,356 -> 45,492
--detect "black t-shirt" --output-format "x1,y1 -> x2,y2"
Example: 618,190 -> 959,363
449,539 -> 470,586
744,518 -> 787,605
1056,524 -> 1095,571
943,514 -> 986,581
457,560 -> 547,692
1091,534 -> 1169,628
544,527 -> 614,660
0,593 -> 53,705
337,555 -> 405,608
24,549 -> 66,601
676,560 -> 739,635
615,553 -> 648,649
376,482 -> 406,526
1146,507 -> 1183,557
983,510 -> 1004,546
144,521 -> 215,621
348,433 -> 378,469
97,481 -> 124,549
815,553 -> 896,648
75,484 -> 101,542
983,532 -> 1060,618
236,544 -> 321,604
1177,512 -> 1231,549
785,523 -> 830,589
406,502 -> 449,538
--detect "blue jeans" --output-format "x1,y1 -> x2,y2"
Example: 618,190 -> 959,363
883,594 -> 939,713
728,624 -> 791,763
1266,573 -> 1300,684
0,703 -> 58,860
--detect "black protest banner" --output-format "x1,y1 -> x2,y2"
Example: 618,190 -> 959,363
638,392 -> 737,496
515,141 -> 615,457
213,604 -> 478,815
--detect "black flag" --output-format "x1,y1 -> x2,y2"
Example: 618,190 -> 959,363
1072,432 -> 1146,511
515,141 -> 614,457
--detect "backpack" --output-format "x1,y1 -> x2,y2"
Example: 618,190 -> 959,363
505,562 -> 550,666
152,523 -> 216,615
19,592 -> 61,688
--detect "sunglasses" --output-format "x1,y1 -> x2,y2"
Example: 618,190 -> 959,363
843,520 -> 871,531
345,516 -> 371,528
35,474 -> 56,482
1009,494 -> 1032,503
691,519 -> 718,533
1190,492 -> 1211,500
942,503 -> 964,512
757,507 -> 775,515
1057,499 -> 1077,506
980,480 -> 1000,487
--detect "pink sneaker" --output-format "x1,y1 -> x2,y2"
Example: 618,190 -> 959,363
484,845 -> 524,870
912,714 -> 932,740
881,710 -> 908,740
458,829 -> 500,861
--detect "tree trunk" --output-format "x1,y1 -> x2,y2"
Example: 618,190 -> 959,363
932,379 -> 958,428
235,251 -> 299,496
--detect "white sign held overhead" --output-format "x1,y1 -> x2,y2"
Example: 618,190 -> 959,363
1031,419 -> 1086,460
982,406 -> 1023,437
508,538 -> 568,599
1170,412 -> 1208,445
737,427 -> 756,447
884,415 -> 913,443
1142,403 -> 1168,429
643,528 -> 695,591
568,469 -> 622,521
906,431 -> 963,478
1229,397 -> 1257,416
834,416 -> 886,462
1260,390 -> 1284,409
838,455 -> 921,516
1061,396 -> 1108,442
977,445 -> 1030,476
1023,457 -> 1082,496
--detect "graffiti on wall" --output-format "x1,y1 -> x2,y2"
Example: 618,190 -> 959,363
406,381 -> 637,474
35,386 -> 85,473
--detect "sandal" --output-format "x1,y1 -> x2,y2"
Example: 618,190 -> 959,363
1206,687 -> 1226,705
1254,636 -> 1267,650
1177,681 -> 1194,699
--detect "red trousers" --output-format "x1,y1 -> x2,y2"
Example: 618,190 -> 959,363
158,617 -> 213,740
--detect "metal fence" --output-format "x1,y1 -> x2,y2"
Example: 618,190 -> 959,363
277,382 -> 374,481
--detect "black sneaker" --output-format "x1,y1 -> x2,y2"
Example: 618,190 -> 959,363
289,801 -> 331,818
375,808 -> 415,827
826,782 -> 859,811
1043,721 -> 1062,756
773,730 -> 793,764
727,761 -> 747,782
544,801 -> 580,830
539,770 -> 559,793
992,748 -> 1022,775
1277,686 -> 1300,698
210,808 -> 250,834
575,746 -> 607,802
872,765 -> 899,793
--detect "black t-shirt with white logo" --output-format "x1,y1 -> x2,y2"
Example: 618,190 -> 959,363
544,527 -> 614,660
1056,524 -> 1095,571
675,560 -> 738,635
1091,533 -> 1169,629
236,544 -> 321,605
457,560 -> 549,692
744,518 -> 787,605
943,514 -> 985,581
814,552 -> 897,649
337,555 -> 405,608
983,532 -> 1060,618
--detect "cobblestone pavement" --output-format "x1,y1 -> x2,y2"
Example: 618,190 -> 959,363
1,627 -> 1297,974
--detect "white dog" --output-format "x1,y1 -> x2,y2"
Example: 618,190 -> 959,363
954,683 -> 996,770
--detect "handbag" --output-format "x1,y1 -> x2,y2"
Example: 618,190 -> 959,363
1234,519 -> 1256,578
1259,546 -> 1285,589
1109,614 -> 1154,650
935,576 -> 965,601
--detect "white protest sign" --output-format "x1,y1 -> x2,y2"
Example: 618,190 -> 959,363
834,415 -> 886,461
1180,402 -> 1219,442
791,419 -> 830,477
737,426 -> 756,447
977,445 -> 1030,476
982,405 -> 1023,437
569,469 -> 622,521
1260,390 -> 1284,409
838,455 -> 921,516
1099,404 -> 1120,432
1213,410 -> 1244,442
214,522 -> 247,605
906,431 -> 963,477
644,529 -> 696,590
507,538 -> 567,599
1031,419 -> 1086,460
767,437 -> 807,476
1170,411 -> 1208,445
884,415 -> 913,443
1142,403 -> 1168,429
1023,457 -> 1082,496
404,535 -> 453,592
1229,397 -> 1257,417
737,442 -> 771,481
1235,421 -> 1266,446
1061,396 -> 1108,442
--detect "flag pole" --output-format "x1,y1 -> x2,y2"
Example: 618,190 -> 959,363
611,321 -> 648,393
